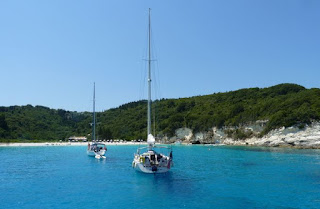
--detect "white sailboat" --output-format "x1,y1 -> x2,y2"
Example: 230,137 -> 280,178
87,82 -> 107,159
132,9 -> 173,173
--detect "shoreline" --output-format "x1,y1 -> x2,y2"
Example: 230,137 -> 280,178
0,142 -> 195,147
1,142 -> 319,149
0,142 -> 149,147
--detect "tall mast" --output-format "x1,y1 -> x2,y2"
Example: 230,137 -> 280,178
147,8 -> 152,137
93,82 -> 96,142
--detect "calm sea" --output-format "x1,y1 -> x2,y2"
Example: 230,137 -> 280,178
0,145 -> 320,209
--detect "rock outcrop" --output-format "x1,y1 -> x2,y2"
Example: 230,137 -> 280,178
169,121 -> 320,149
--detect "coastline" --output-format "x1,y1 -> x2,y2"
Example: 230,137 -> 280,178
222,122 -> 320,149
0,142 -> 148,147
2,122 -> 320,149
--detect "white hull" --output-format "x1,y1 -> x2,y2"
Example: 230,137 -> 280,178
87,142 -> 107,159
132,160 -> 171,174
87,150 -> 106,157
132,149 -> 173,174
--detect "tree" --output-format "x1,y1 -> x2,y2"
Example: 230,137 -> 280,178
0,113 -> 9,130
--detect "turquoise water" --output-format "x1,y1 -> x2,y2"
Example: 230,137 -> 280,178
1,145 -> 320,209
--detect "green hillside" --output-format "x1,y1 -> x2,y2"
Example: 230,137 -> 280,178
0,105 -> 91,142
1,83 -> 320,142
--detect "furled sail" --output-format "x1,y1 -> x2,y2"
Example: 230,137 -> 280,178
147,134 -> 155,145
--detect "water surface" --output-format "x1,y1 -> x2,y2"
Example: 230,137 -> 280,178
0,145 -> 319,209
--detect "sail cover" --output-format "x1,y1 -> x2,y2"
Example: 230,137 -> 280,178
147,134 -> 155,144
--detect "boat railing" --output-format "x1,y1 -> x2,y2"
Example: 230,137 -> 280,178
136,145 -> 172,156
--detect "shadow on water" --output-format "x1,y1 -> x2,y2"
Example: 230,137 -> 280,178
87,156 -> 108,164
241,162 -> 258,167
133,170 -> 194,193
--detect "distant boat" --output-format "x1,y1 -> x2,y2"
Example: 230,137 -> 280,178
87,83 -> 107,159
132,9 -> 173,174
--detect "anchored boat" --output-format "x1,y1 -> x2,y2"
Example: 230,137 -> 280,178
132,9 -> 173,173
87,83 -> 107,159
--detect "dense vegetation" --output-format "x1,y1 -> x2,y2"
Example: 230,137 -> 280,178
1,84 -> 320,142
0,105 -> 90,142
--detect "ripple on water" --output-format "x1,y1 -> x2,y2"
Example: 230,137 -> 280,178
0,145 -> 320,209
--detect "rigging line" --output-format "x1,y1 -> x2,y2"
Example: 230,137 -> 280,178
139,46 -> 148,101
153,104 -> 156,137
148,22 -> 162,101
139,57 -> 147,101
155,59 -> 162,99
138,18 -> 150,101
152,60 -> 162,101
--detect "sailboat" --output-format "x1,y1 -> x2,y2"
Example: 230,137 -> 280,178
87,82 -> 107,159
132,9 -> 173,173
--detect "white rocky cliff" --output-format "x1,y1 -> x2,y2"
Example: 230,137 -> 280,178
169,121 -> 320,149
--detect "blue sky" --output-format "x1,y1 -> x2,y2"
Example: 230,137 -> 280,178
0,0 -> 319,112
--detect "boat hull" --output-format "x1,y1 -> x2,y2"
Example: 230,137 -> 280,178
132,161 -> 170,174
132,156 -> 172,174
87,150 -> 106,157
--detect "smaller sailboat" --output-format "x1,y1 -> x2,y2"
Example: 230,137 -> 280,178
132,9 -> 173,173
87,82 -> 107,159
